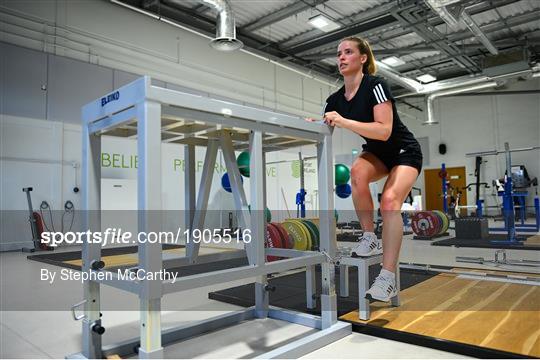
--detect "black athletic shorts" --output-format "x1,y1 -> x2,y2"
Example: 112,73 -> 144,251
362,144 -> 423,174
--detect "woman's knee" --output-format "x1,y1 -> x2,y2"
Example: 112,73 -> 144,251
380,191 -> 401,211
350,164 -> 370,187
350,174 -> 370,196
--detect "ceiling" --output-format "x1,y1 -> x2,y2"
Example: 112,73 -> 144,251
116,0 -> 540,94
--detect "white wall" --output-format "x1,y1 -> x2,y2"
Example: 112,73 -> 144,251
398,78 -> 540,213
0,0 -> 335,117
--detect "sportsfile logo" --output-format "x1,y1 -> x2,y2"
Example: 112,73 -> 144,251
101,91 -> 120,107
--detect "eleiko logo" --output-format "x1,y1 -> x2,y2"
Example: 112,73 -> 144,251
101,91 -> 120,107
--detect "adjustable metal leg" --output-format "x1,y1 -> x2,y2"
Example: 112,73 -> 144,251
137,100 -> 163,358
306,265 -> 317,309
81,121 -> 103,359
358,262 -> 370,321
391,264 -> 401,307
249,131 -> 269,318
339,265 -> 349,297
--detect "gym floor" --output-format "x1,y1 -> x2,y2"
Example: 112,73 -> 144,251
1,223 -> 538,358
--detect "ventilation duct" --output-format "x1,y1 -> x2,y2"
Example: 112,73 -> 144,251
424,82 -> 498,125
376,62 -> 424,93
167,0 -> 243,51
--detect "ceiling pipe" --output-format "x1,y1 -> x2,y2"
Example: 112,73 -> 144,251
397,66 -> 539,99
376,62 -> 425,93
167,0 -> 243,51
424,82 -> 498,125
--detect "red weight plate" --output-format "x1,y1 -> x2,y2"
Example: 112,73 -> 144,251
411,211 -> 440,237
266,223 -> 283,262
271,222 -> 293,249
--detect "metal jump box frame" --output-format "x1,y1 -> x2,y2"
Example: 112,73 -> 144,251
72,76 -> 350,358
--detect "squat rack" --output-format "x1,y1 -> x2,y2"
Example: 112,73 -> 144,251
466,143 -> 540,244
73,76 -> 350,359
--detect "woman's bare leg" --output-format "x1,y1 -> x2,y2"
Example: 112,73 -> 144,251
350,152 -> 388,231
379,165 -> 419,272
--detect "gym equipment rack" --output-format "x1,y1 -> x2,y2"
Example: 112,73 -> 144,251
72,76 -> 350,359
466,143 -> 540,244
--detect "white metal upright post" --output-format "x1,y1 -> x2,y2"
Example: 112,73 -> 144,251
249,131 -> 269,318
81,122 -> 102,359
317,133 -> 338,329
136,100 -> 163,359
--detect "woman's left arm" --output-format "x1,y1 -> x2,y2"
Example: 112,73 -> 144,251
324,101 -> 393,141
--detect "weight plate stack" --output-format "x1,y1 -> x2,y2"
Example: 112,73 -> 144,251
265,224 -> 283,261
282,220 -> 309,250
411,211 -> 441,237
302,219 -> 320,250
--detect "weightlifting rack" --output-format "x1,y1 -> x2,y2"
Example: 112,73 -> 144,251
72,76 -> 350,359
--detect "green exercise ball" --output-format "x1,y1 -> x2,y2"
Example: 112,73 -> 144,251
335,164 -> 350,185
237,151 -> 250,177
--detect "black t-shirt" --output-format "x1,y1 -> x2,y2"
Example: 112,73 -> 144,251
324,74 -> 419,155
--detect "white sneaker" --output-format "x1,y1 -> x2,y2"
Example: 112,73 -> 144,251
365,270 -> 398,302
351,232 -> 382,257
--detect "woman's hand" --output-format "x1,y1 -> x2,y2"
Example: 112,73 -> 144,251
323,111 -> 348,128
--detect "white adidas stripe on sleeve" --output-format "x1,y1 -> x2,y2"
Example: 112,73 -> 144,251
373,83 -> 388,104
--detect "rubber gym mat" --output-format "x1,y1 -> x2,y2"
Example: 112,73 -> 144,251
208,265 -> 435,317
166,256 -> 250,276
432,234 -> 539,250
27,244 -> 184,270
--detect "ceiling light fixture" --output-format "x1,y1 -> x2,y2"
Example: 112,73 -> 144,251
308,15 -> 340,32
416,74 -> 437,83
380,56 -> 406,67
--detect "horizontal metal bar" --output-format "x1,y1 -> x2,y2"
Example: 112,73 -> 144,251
338,255 -> 382,267
400,263 -> 540,276
268,307 -> 322,329
163,253 -> 325,294
254,321 -> 351,359
265,248 -> 318,258
457,274 -> 540,286
465,146 -> 540,157
490,227 -> 538,232
151,86 -> 329,138
166,105 -> 322,141
161,105 -> 324,142
101,308 -> 256,358
88,106 -> 137,135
